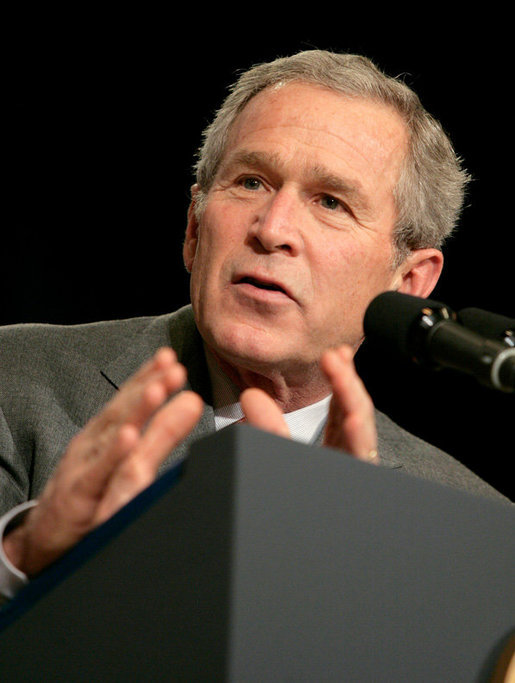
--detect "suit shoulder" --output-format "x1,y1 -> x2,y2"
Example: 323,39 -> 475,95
1,314 -> 164,359
0,314 -> 181,387
375,409 -> 511,504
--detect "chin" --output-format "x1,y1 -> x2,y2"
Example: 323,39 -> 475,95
204,318 -> 298,370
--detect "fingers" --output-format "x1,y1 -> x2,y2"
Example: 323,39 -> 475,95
240,388 -> 291,439
11,348 -> 204,576
65,348 -> 202,506
321,346 -> 379,464
93,390 -> 204,522
61,348 -> 186,481
89,347 -> 186,436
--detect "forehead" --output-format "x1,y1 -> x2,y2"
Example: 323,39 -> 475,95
223,82 -> 408,187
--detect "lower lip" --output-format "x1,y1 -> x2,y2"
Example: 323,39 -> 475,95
233,282 -> 294,304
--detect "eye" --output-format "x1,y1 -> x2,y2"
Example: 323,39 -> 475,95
320,194 -> 343,211
239,176 -> 263,191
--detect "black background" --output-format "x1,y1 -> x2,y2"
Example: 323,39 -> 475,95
4,17 -> 514,498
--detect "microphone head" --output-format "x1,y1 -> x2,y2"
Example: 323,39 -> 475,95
457,307 -> 515,343
363,291 -> 454,359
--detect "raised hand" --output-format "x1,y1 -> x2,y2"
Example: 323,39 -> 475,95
321,346 -> 379,464
3,347 -> 203,577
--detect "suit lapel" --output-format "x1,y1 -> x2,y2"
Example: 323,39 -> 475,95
98,306 -> 216,473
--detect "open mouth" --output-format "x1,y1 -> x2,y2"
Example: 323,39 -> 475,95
238,276 -> 287,294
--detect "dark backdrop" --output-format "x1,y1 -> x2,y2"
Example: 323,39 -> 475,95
5,19 -> 514,499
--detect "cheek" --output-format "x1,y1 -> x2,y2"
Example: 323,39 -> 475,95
196,204 -> 244,262
190,205 -> 243,301
313,240 -> 394,324
315,240 -> 375,296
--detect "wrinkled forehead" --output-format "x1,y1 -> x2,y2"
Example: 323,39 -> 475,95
224,82 -> 409,175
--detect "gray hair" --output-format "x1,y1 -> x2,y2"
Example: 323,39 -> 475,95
194,50 -> 470,265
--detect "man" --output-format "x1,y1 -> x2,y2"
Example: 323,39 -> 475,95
0,50 -> 507,600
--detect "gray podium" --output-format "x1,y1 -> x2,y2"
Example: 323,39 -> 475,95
0,424 -> 513,681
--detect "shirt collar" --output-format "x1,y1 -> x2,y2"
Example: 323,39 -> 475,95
205,346 -> 330,444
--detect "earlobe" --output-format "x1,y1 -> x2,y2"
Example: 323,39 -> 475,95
395,248 -> 444,299
183,185 -> 200,273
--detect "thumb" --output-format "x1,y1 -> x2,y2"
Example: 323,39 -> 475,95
240,388 -> 291,439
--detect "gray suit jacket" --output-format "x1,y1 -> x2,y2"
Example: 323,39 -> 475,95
0,305 -> 508,515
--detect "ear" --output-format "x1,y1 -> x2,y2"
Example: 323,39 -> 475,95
183,184 -> 200,273
393,248 -> 444,299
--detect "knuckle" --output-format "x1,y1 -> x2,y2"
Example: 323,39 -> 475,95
118,459 -> 155,488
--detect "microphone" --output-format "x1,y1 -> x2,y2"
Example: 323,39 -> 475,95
363,292 -> 515,393
457,308 -> 515,347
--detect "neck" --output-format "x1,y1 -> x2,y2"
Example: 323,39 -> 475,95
206,346 -> 332,413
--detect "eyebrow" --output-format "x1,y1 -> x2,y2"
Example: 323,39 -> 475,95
221,150 -> 371,212
308,165 -> 370,211
220,150 -> 282,176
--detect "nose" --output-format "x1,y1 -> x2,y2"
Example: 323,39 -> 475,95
249,188 -> 303,256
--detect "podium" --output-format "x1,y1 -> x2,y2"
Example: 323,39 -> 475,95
0,425 -> 513,681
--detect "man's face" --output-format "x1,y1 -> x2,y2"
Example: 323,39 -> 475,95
184,82 -> 408,379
